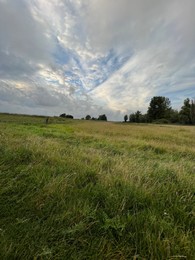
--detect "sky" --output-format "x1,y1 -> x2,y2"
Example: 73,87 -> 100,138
0,0 -> 195,121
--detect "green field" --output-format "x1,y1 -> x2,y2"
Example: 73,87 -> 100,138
0,114 -> 194,259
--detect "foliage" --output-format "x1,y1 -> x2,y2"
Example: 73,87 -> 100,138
129,113 -> 136,122
179,98 -> 191,124
59,113 -> 66,118
191,99 -> 195,124
169,109 -> 179,123
124,114 -> 128,122
129,111 -> 147,123
179,98 -> 195,125
60,113 -> 74,119
147,96 -> 171,122
135,110 -> 142,122
127,96 -> 195,125
85,115 -> 91,120
98,114 -> 107,121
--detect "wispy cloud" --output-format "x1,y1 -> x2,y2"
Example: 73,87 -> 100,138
0,0 -> 195,120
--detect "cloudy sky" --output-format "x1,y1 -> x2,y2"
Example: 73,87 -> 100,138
0,0 -> 195,120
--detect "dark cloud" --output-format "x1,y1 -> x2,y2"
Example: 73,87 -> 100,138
0,0 -> 54,60
0,0 -> 54,79
0,51 -> 38,81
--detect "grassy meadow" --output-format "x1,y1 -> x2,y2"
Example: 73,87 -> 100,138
0,113 -> 195,259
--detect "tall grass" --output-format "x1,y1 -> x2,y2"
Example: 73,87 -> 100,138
0,114 -> 194,259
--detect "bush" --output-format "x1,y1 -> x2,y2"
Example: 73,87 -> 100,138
154,118 -> 170,124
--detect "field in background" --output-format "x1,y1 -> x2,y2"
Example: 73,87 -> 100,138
0,114 -> 194,259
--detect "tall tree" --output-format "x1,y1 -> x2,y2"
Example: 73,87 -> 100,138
129,111 -> 143,123
129,113 -> 136,122
169,109 -> 179,123
147,96 -> 171,122
124,115 -> 128,122
135,111 -> 142,123
179,98 -> 191,124
190,99 -> 195,124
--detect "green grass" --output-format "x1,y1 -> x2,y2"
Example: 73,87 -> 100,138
0,114 -> 194,259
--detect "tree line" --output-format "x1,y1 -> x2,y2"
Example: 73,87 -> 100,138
59,97 -> 195,124
125,96 -> 195,125
59,113 -> 107,121
83,114 -> 107,121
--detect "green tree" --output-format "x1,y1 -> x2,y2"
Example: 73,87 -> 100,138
147,96 -> 171,122
179,98 -> 191,124
124,115 -> 128,122
190,99 -> 195,124
59,113 -> 66,118
85,115 -> 91,120
135,111 -> 141,123
180,98 -> 195,125
140,113 -> 148,123
59,113 -> 73,119
129,111 -> 144,123
169,109 -> 179,123
129,113 -> 136,122
98,114 -> 107,121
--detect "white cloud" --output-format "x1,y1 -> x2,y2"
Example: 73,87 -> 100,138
1,0 -> 195,120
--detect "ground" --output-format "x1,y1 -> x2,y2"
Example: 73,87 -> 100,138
0,114 -> 194,259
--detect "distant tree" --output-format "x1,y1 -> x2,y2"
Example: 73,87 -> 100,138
179,98 -> 191,124
180,98 -> 195,124
91,117 -> 97,120
191,99 -> 195,124
65,115 -> 74,119
124,114 -> 128,122
129,113 -> 136,122
60,113 -> 73,119
98,114 -> 107,121
60,113 -> 66,118
147,96 -> 171,122
169,109 -> 179,123
135,111 -> 141,123
140,113 -> 148,123
85,115 -> 91,120
129,111 -> 143,123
